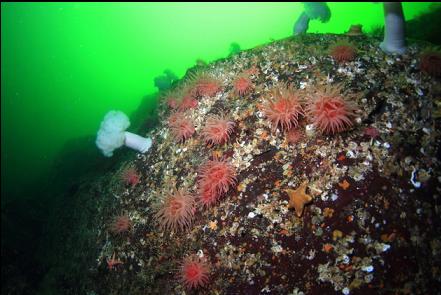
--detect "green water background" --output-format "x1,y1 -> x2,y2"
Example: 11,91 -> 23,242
1,2 -> 437,212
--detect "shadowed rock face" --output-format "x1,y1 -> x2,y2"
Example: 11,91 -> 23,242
406,4 -> 441,45
370,4 -> 441,46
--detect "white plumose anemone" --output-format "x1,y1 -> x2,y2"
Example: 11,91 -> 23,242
96,110 -> 152,157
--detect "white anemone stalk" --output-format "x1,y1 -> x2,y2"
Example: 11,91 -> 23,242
124,131 -> 152,153
293,12 -> 311,35
380,2 -> 406,54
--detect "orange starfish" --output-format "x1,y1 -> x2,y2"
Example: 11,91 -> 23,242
285,181 -> 313,217
338,179 -> 350,190
208,220 -> 218,230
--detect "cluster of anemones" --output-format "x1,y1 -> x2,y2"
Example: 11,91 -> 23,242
189,72 -> 222,97
168,112 -> 236,145
112,54 -> 363,291
153,158 -> 235,290
163,71 -> 238,145
163,68 -> 257,145
161,71 -> 221,115
165,69 -> 255,112
163,87 -> 198,112
153,157 -> 236,232
261,83 -> 359,135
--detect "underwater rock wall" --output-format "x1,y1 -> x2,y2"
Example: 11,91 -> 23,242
43,34 -> 440,294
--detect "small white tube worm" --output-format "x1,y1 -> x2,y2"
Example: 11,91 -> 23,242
380,2 -> 406,54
